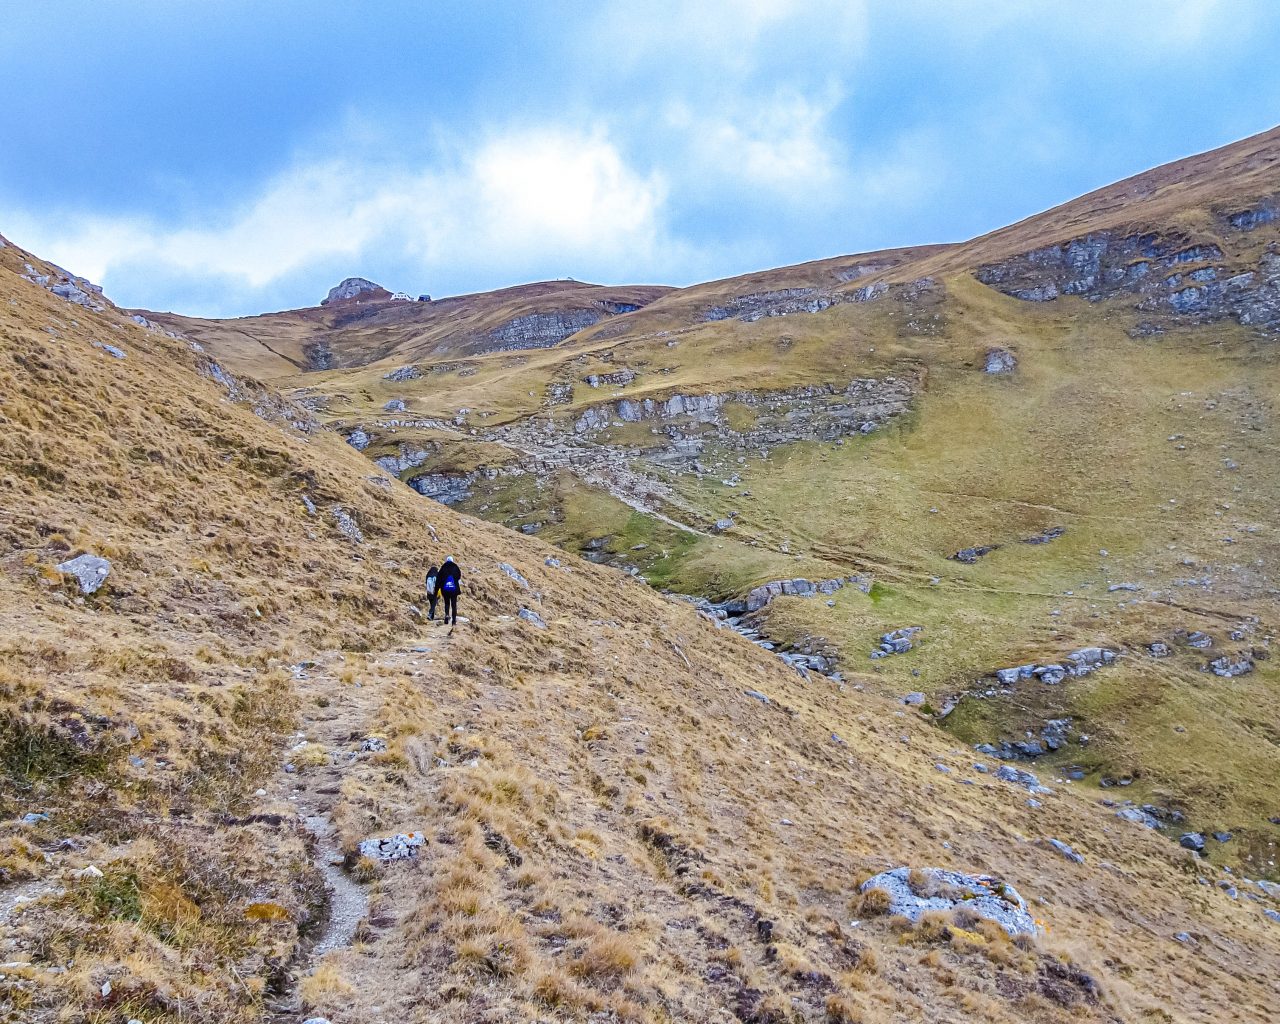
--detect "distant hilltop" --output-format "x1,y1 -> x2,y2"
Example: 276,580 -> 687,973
321,277 -> 428,305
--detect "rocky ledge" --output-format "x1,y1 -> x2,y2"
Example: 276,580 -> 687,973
974,218 -> 1280,332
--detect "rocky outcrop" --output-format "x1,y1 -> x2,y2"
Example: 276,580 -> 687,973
560,377 -> 915,448
871,626 -> 921,659
975,226 -> 1280,333
383,365 -> 422,382
372,442 -> 433,476
701,282 -> 888,323
977,718 -> 1078,761
331,507 -> 364,544
859,867 -> 1040,937
407,472 -> 478,505
481,310 -> 604,353
741,575 -> 871,613
994,647 -> 1116,686
322,278 -> 385,305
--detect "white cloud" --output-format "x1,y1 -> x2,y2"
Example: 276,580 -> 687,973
666,87 -> 845,197
3,127 -> 679,310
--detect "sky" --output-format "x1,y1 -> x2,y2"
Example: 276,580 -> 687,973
2,1 -> 1278,318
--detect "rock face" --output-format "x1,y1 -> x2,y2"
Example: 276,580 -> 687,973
499,562 -> 530,588
481,310 -> 604,353
1043,838 -> 1084,864
322,277 -> 385,305
976,717 -> 1076,761
993,764 -> 1052,794
1116,807 -> 1160,829
407,472 -> 477,505
701,281 -> 889,323
56,554 -> 111,594
975,226 -> 1280,333
859,867 -> 1040,937
1208,655 -> 1253,678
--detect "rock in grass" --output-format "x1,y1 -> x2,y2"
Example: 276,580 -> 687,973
56,554 -> 111,594
859,866 -> 1039,936
499,562 -> 530,588
357,830 -> 425,861
1208,656 -> 1252,678
1116,807 -> 1160,830
1179,833 -> 1205,853
1043,838 -> 1084,863
994,764 -> 1052,794
984,347 -> 1017,374
331,507 -> 364,544
518,607 -> 547,629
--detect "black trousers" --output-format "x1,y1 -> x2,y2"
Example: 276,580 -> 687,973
427,595 -> 438,620
442,592 -> 458,623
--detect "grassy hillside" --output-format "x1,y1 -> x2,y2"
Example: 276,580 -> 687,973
128,125 -> 1280,892
4,127 -> 1280,1023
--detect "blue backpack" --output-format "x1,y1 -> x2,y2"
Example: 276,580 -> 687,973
441,575 -> 458,593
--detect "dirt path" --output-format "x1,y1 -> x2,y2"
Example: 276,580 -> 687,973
268,628 -> 457,1021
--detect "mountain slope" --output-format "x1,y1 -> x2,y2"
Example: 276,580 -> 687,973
120,125 -> 1280,894
3,231 -> 1279,1024
145,279 -> 673,379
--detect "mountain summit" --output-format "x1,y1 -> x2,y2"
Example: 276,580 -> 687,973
320,276 -> 389,305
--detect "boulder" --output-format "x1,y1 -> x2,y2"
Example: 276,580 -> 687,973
859,867 -> 1039,937
1180,832 -> 1206,852
984,347 -> 1018,374
1116,807 -> 1160,830
56,554 -> 111,595
1042,838 -> 1084,864
384,398 -> 407,412
994,764 -> 1052,794
1208,655 -> 1253,678
518,607 -> 547,629
346,429 -> 371,451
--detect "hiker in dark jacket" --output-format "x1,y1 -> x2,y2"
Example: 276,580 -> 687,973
425,564 -> 439,620
437,555 -> 462,625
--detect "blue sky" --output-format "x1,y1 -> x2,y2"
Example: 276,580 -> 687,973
2,1 -> 1277,317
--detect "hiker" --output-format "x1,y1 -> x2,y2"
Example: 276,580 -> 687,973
425,564 -> 439,620
437,555 -> 462,625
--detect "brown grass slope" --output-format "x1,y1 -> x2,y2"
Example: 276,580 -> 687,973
145,280 -> 673,379
1,236 -> 1279,1023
